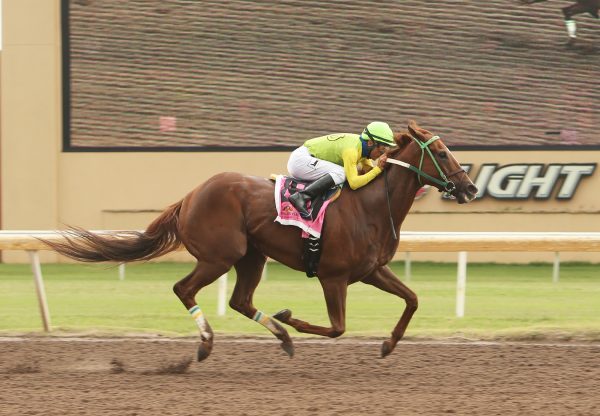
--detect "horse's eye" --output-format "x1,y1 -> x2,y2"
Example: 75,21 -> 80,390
439,151 -> 448,159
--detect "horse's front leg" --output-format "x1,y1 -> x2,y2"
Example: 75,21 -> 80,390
274,277 -> 347,338
362,265 -> 418,358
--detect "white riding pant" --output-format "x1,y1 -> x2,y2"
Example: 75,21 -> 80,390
287,146 -> 346,185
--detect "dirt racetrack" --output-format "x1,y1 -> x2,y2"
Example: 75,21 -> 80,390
1,337 -> 598,416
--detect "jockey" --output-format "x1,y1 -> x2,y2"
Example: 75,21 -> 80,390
287,121 -> 395,218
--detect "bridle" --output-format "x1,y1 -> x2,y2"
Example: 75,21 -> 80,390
383,134 -> 464,240
385,135 -> 463,193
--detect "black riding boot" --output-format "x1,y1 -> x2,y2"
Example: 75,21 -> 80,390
288,174 -> 336,218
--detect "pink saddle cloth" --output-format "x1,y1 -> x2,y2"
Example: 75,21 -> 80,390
274,175 -> 341,238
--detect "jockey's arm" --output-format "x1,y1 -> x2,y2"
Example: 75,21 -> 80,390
358,158 -> 375,174
342,148 -> 382,190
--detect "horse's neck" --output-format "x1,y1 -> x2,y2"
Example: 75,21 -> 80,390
359,156 -> 421,241
384,162 -> 421,231
390,143 -> 424,205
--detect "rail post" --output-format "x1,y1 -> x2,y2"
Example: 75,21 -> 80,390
262,261 -> 268,281
552,252 -> 560,283
27,250 -> 52,332
217,274 -> 227,316
456,251 -> 468,318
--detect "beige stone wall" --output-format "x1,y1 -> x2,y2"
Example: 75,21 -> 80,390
2,0 -> 61,262
2,0 -> 599,263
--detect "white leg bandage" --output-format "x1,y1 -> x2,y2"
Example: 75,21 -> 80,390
565,20 -> 576,38
189,305 -> 212,340
252,310 -> 282,335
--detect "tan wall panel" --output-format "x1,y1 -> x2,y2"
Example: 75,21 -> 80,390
2,0 -> 61,261
2,48 -> 59,228
57,152 -> 290,228
55,150 -> 600,224
4,0 -> 57,46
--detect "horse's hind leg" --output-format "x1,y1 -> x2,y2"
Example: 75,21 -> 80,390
230,245 -> 295,357
173,261 -> 231,361
362,265 -> 418,358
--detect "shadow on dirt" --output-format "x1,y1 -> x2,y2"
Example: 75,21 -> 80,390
109,356 -> 194,375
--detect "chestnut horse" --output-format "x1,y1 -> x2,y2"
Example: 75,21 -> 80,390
44,120 -> 478,361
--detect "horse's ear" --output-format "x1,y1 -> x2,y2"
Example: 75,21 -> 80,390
407,120 -> 421,141
407,120 -> 433,141
393,131 -> 412,149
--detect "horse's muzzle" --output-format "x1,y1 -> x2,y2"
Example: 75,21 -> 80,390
455,184 -> 478,204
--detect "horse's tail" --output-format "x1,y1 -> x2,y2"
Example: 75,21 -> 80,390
42,200 -> 184,263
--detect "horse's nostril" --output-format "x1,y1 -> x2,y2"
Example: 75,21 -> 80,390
467,184 -> 478,195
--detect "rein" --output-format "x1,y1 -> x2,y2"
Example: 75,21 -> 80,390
384,170 -> 398,240
382,134 -> 462,240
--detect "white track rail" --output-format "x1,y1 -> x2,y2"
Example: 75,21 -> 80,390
2,230 -> 600,331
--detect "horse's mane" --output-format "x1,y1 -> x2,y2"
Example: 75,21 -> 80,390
387,131 -> 413,158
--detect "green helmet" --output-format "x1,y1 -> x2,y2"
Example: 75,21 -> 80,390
362,121 -> 395,146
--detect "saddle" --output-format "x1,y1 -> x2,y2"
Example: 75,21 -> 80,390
271,174 -> 342,277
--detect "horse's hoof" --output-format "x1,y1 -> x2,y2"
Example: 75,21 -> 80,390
281,341 -> 295,358
197,342 -> 213,362
273,309 -> 292,323
380,340 -> 394,358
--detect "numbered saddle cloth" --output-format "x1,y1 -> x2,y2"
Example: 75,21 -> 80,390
273,175 -> 341,238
